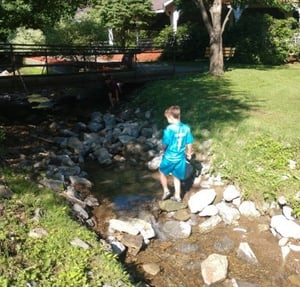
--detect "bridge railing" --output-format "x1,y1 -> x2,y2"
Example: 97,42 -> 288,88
0,43 -> 143,76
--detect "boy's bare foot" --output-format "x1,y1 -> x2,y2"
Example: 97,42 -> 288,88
172,196 -> 182,202
162,190 -> 171,200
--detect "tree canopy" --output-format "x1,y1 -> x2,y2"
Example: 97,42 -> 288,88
0,0 -> 85,41
88,0 -> 155,47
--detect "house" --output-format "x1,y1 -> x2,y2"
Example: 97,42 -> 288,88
151,0 -> 300,32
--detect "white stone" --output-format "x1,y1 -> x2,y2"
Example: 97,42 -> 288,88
270,215 -> 300,239
216,202 -> 240,225
278,237 -> 289,247
199,205 -> 219,217
238,201 -> 260,217
109,219 -> 140,235
199,215 -> 222,234
236,242 -> 258,264
223,184 -> 240,202
278,195 -> 287,206
70,238 -> 90,250
201,253 -> 228,285
281,246 -> 290,262
288,243 -> 300,252
282,205 -> 295,221
188,189 -> 216,213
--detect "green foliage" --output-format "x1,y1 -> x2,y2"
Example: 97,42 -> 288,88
153,23 -> 208,60
214,135 -> 299,202
45,18 -> 107,46
7,27 -> 45,45
231,14 -> 298,64
0,0 -> 85,41
89,0 -> 154,47
0,171 -> 134,287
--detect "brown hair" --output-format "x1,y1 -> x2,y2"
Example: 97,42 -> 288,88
164,105 -> 181,119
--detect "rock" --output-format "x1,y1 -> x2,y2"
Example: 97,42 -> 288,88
270,215 -> 300,239
282,205 -> 295,221
235,279 -> 260,287
0,184 -> 13,199
73,203 -> 89,220
28,227 -> 48,238
238,201 -> 260,217
70,237 -> 90,249
173,209 -> 191,221
69,175 -> 93,196
199,215 -> 222,234
201,253 -> 228,285
158,199 -> 187,212
107,236 -> 126,256
236,242 -> 258,264
214,236 -> 235,253
161,220 -> 192,239
109,218 -> 155,241
216,202 -> 240,225
142,263 -> 160,276
39,179 -> 65,192
118,233 -> 144,256
199,205 -> 219,217
223,184 -> 241,202
188,189 -> 216,213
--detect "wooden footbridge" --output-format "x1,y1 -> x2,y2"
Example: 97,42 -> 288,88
0,43 -> 182,92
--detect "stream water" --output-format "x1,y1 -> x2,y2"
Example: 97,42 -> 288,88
84,160 -> 300,287
84,160 -> 161,214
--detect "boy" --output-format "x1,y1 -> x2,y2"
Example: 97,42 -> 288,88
159,105 -> 194,202
104,75 -> 121,108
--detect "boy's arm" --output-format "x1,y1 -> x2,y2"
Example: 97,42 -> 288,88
186,143 -> 193,160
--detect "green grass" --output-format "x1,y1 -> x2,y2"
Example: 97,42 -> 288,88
19,66 -> 45,75
0,170 -> 134,287
130,64 -> 300,214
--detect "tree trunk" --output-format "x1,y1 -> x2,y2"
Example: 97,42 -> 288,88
209,0 -> 224,76
194,0 -> 225,76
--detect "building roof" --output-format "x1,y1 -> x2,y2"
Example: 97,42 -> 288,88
152,0 -> 172,13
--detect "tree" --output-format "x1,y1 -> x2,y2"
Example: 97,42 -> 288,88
187,0 -> 297,76
88,0 -> 154,47
0,0 -> 85,41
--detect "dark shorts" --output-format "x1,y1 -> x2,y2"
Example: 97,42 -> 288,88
159,157 -> 186,180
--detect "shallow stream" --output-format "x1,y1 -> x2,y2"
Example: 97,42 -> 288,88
84,161 -> 300,287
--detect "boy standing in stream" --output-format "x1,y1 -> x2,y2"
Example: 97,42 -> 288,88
159,105 -> 194,202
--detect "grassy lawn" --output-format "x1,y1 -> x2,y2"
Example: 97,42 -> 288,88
130,64 -> 300,213
0,170 -> 134,287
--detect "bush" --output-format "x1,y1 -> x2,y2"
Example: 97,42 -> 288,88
45,19 -> 107,46
153,22 -> 208,61
231,14 -> 298,65
7,27 -> 46,45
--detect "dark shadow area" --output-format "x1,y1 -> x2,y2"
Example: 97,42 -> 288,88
134,73 -> 260,138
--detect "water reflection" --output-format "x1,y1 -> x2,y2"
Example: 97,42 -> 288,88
83,161 -> 161,211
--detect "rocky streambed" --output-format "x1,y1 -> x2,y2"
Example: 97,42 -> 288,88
1,100 -> 300,287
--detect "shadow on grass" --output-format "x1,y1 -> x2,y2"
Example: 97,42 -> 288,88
132,73 -> 259,137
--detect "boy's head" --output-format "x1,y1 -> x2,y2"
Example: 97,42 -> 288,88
164,105 -> 181,122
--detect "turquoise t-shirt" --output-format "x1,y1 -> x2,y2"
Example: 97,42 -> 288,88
162,122 -> 194,162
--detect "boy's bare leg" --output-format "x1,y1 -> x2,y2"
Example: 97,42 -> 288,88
160,171 -> 170,200
173,176 -> 181,201
108,92 -> 114,107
